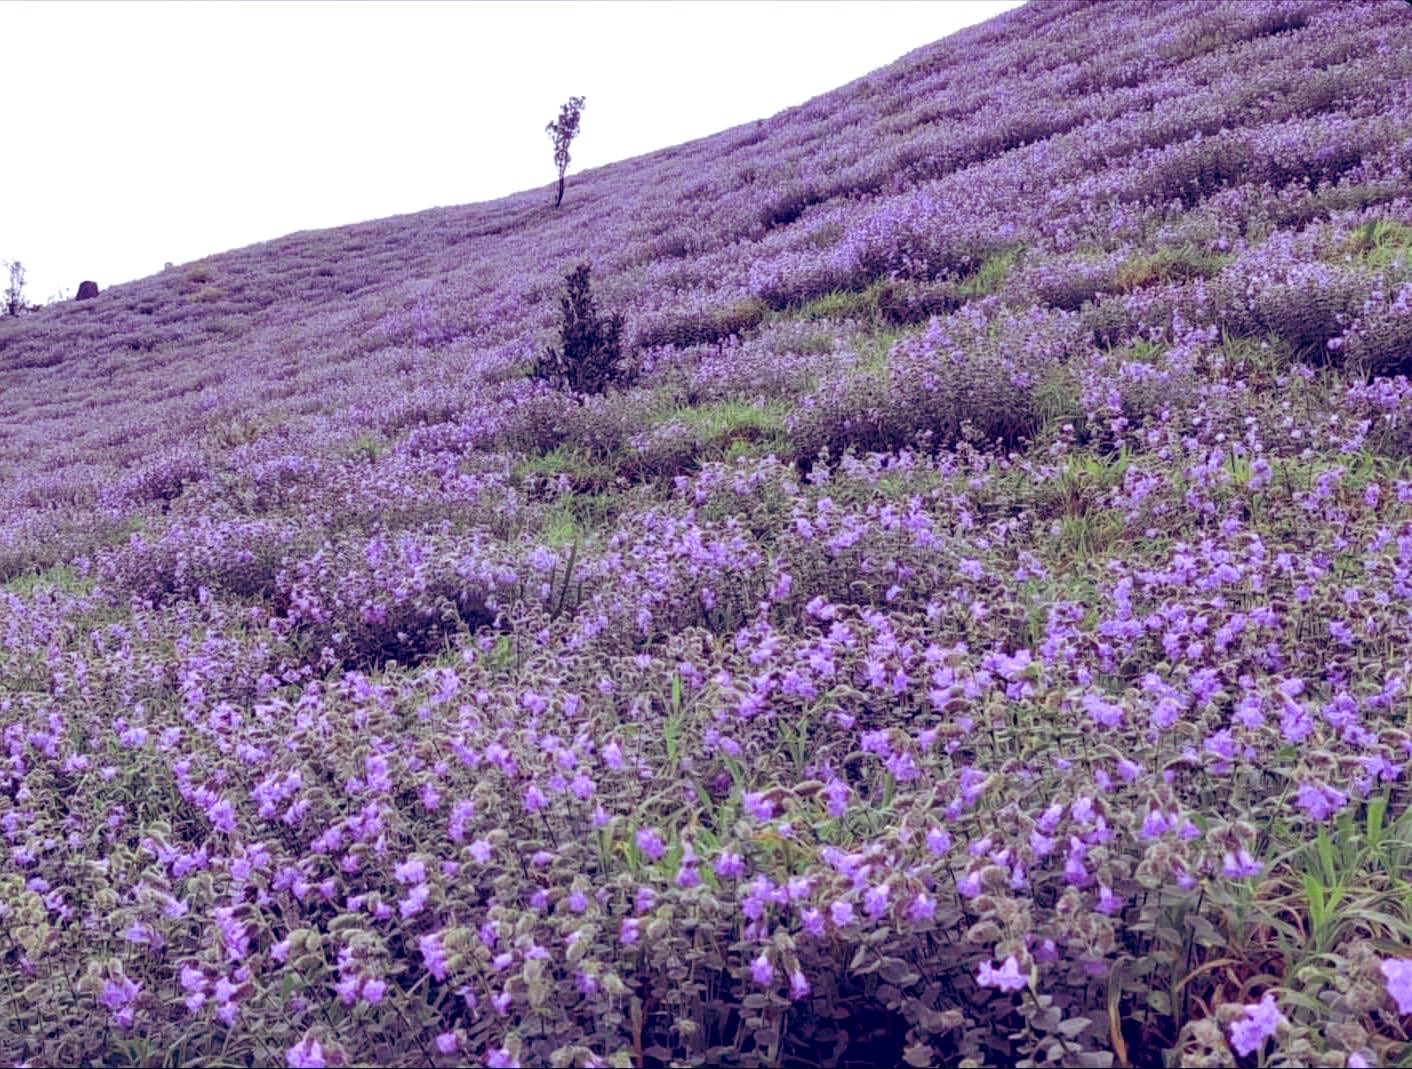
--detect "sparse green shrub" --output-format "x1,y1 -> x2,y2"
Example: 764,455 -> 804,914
628,399 -> 789,476
534,263 -> 627,395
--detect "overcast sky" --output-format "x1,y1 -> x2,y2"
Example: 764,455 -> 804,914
3,0 -> 1024,304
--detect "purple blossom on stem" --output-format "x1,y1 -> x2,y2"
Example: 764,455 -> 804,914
286,1037 -> 327,1068
1383,958 -> 1412,1014
977,956 -> 1027,993
750,951 -> 775,986
1222,848 -> 1262,880
1228,992 -> 1285,1057
635,827 -> 666,862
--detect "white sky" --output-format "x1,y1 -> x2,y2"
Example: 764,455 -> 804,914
3,0 -> 1024,304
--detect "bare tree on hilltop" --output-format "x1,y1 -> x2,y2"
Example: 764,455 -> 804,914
546,95 -> 585,209
4,260 -> 26,316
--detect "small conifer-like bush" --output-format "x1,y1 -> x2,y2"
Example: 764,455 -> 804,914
533,264 -> 627,396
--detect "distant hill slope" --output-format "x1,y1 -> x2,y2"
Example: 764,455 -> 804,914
2,0 -> 1406,541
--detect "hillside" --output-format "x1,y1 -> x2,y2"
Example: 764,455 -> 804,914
3,1 -> 1412,1065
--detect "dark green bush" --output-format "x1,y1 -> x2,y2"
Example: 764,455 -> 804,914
534,264 -> 627,396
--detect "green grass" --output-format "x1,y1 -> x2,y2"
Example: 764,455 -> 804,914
956,246 -> 1022,298
664,398 -> 787,440
2,563 -> 95,597
540,490 -> 620,548
340,431 -> 388,463
1116,245 -> 1231,292
513,445 -> 613,485
1344,218 -> 1412,271
795,288 -> 876,322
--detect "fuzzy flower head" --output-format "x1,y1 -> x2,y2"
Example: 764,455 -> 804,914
1383,957 -> 1412,1015
635,827 -> 666,862
1228,992 -> 1285,1057
1295,781 -> 1348,822
286,1037 -> 328,1069
99,974 -> 141,1029
977,956 -> 1027,993
750,951 -> 775,986
1222,848 -> 1262,880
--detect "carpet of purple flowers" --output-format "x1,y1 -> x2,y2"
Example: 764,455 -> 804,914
4,1 -> 1412,1065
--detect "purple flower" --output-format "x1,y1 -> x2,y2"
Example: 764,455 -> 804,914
977,956 -> 1027,993
99,974 -> 141,1029
1222,848 -> 1262,879
714,851 -> 746,879
863,883 -> 890,919
485,1047 -> 520,1069
908,891 -> 936,923
419,932 -> 448,981
750,951 -> 775,986
635,827 -> 666,862
823,778 -> 849,818
789,968 -> 810,1000
286,1037 -> 327,1068
1383,957 -> 1412,1014
1140,809 -> 1172,839
830,899 -> 855,927
1294,782 -> 1348,822
1082,692 -> 1123,729
801,907 -> 825,937
393,857 -> 426,884
742,791 -> 775,821
1228,992 -> 1285,1056
435,1033 -> 459,1054
207,798 -> 237,835
620,918 -> 640,945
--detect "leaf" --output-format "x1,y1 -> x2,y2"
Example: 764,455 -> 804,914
1366,794 -> 1388,852
1058,1016 -> 1092,1038
880,959 -> 922,986
1302,872 -> 1327,926
903,1041 -> 935,1067
1316,828 -> 1337,884
1075,1053 -> 1115,1068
